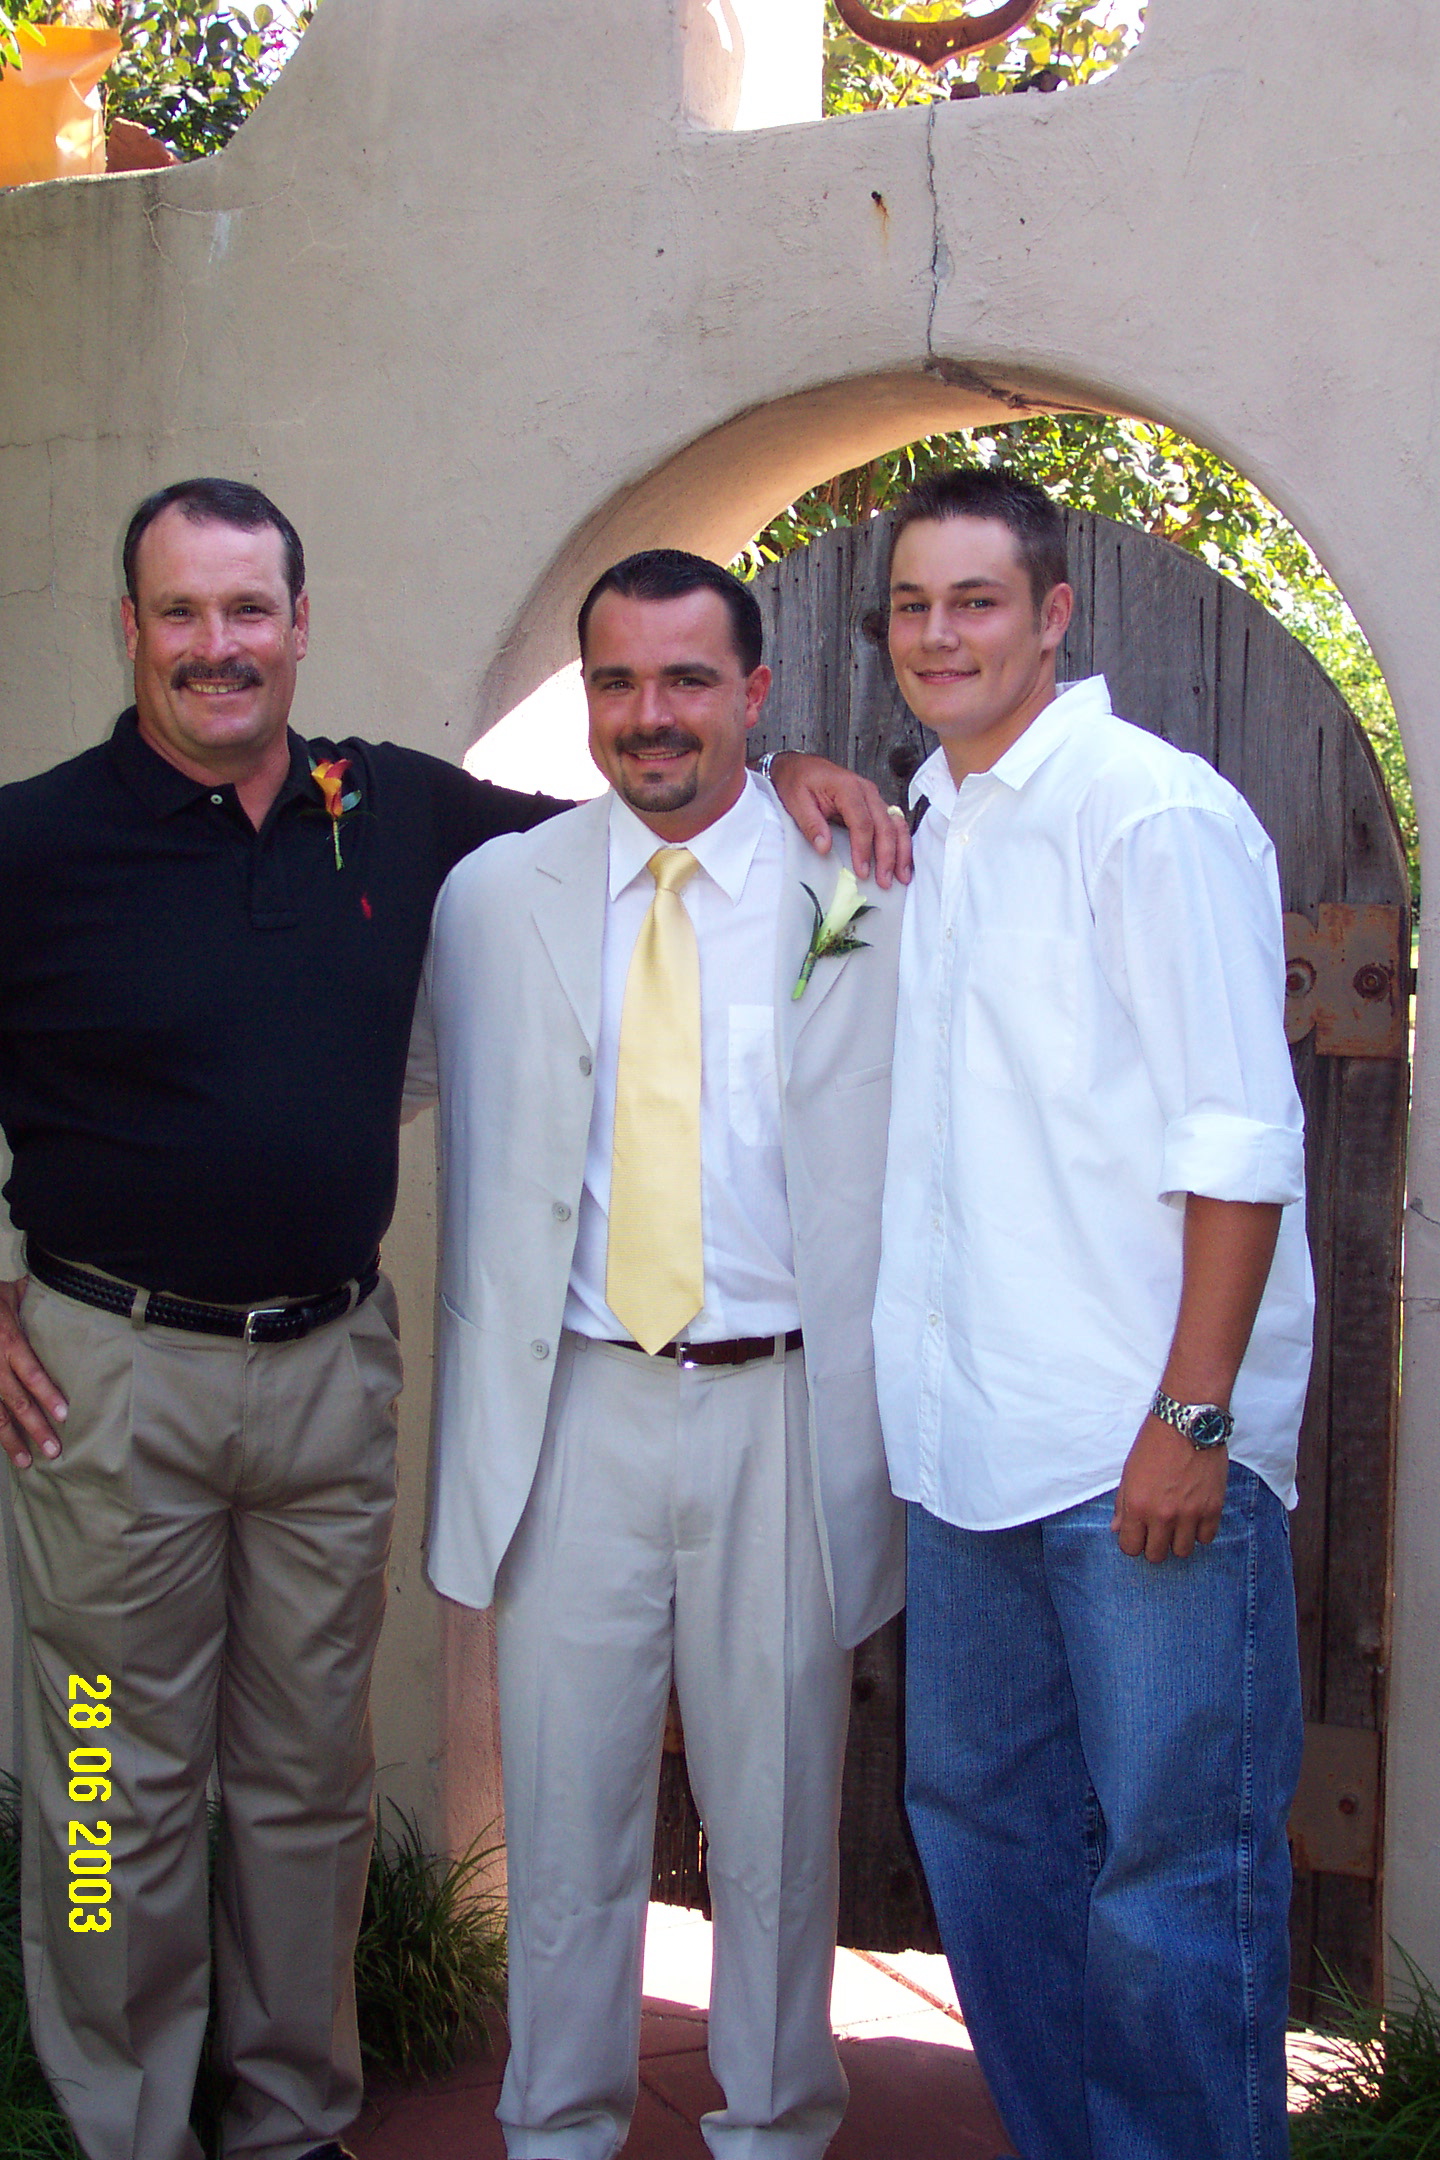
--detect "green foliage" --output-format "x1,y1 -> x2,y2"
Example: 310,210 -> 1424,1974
1289,1957 -> 1440,2155
96,2 -> 312,160
0,1 -> 313,151
353,1804 -> 507,2084
824,0 -> 1139,115
0,1777 -> 84,2160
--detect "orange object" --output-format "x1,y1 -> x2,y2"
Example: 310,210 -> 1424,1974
0,23 -> 122,188
310,759 -> 352,822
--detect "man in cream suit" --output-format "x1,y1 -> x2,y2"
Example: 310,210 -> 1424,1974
407,550 -> 905,2160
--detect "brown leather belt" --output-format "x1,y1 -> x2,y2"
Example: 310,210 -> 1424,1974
606,1329 -> 802,1369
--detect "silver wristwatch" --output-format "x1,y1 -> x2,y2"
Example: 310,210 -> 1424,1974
1149,1388 -> 1234,1450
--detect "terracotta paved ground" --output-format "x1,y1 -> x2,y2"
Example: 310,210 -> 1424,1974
350,1903 -> 1336,2157
351,1906 -> 1014,2159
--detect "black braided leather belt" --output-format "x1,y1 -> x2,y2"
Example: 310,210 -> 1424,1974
606,1329 -> 803,1369
27,1246 -> 380,1346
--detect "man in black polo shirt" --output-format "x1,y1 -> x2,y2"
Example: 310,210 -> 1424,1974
0,477 -> 905,2160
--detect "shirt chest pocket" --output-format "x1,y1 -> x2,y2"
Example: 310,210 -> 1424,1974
727,1003 -> 781,1150
963,930 -> 1085,1098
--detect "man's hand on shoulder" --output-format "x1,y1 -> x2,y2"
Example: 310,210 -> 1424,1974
1112,1413 -> 1227,1563
766,753 -> 912,890
0,1279 -> 67,1469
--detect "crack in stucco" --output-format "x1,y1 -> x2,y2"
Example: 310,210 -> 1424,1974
924,101 -> 940,360
919,103 -> 1038,416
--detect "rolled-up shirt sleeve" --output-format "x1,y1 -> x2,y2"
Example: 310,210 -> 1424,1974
1093,803 -> 1306,1207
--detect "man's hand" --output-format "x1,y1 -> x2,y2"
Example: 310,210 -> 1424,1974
1112,1414 -> 1227,1563
767,753 -> 913,889
0,1279 -> 67,1470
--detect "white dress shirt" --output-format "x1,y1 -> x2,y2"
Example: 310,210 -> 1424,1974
564,776 -> 801,1343
875,675 -> 1314,1529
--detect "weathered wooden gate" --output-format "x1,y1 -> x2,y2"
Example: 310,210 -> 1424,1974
651,508 -> 1410,2016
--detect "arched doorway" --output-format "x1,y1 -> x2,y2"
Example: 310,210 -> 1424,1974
649,506 -> 1409,2018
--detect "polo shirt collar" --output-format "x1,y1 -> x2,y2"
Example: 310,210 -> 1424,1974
608,772 -> 767,904
106,705 -> 317,821
908,674 -> 1114,816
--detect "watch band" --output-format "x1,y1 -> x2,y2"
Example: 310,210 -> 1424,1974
755,750 -> 778,782
1149,1388 -> 1234,1450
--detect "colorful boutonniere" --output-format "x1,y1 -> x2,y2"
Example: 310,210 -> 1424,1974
310,757 -> 361,869
792,867 -> 874,1000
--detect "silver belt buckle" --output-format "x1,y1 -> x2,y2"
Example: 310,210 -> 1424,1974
677,1342 -> 700,1371
243,1303 -> 289,1344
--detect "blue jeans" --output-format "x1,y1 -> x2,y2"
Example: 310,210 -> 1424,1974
904,1465 -> 1303,2160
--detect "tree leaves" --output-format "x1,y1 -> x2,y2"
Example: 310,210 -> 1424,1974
823,0 -> 1142,112
94,2 -> 307,159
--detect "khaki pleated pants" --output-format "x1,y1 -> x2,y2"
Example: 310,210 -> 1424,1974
8,1273 -> 403,2160
496,1332 -> 853,2160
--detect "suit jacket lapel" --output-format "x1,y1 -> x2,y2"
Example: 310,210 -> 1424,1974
530,792 -> 610,1050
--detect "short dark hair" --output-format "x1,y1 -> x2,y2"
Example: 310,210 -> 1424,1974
889,467 -> 1069,613
577,549 -> 764,675
122,477 -> 306,612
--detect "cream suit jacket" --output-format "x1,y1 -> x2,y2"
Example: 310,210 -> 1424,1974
406,783 -> 906,1649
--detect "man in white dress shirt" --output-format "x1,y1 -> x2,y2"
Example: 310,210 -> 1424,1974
409,551 -> 907,2159
873,470 -> 1312,2160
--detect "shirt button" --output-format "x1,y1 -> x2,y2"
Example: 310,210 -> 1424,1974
945,927 -> 955,942
210,793 -> 223,805
579,1055 -> 593,1076
552,1201 -> 571,1222
932,1216 -> 942,1233
531,1339 -> 551,1361
928,1312 -> 942,1329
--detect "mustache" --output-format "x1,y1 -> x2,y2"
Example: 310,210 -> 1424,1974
170,660 -> 263,692
614,729 -> 702,760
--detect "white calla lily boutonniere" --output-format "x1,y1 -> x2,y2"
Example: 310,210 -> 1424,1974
792,867 -> 875,1001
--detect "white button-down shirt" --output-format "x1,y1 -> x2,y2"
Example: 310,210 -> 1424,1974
875,676 -> 1313,1529
565,776 -> 801,1343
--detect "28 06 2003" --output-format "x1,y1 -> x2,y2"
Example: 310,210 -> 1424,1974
64,1674 -> 114,1936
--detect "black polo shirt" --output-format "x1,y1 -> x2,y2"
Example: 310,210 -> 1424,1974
0,710 -> 566,1302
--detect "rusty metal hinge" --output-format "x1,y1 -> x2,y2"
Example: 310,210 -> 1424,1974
1284,904 -> 1406,1059
1289,1721 -> 1380,1879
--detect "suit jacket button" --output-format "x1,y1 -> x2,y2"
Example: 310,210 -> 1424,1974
552,1202 -> 572,1221
578,1054 -> 593,1076
531,1339 -> 551,1360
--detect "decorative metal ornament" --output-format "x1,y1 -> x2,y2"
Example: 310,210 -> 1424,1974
831,0 -> 1043,72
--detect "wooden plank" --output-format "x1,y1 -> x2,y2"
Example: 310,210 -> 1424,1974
1291,1724 -> 1381,1879
652,1754 -> 709,1918
1289,1037 -> 1339,1728
837,1618 -> 942,1953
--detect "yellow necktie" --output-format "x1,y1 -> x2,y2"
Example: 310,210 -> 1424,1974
607,847 -> 704,1355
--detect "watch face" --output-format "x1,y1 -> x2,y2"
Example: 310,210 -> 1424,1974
1189,1407 -> 1231,1448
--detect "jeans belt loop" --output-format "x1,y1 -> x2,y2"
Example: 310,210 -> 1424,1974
129,1286 -> 150,1332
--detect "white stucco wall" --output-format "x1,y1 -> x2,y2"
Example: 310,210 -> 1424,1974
1,0 -> 1437,1978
